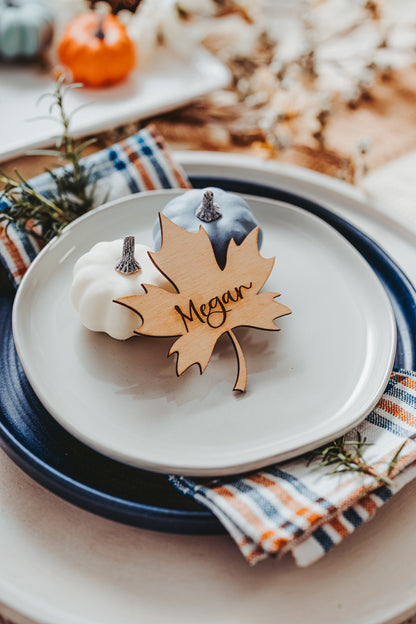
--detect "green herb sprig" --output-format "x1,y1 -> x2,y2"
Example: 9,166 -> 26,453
0,77 -> 98,243
307,432 -> 407,488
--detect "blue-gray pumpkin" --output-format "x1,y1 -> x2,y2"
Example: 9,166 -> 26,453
0,0 -> 55,60
153,187 -> 263,269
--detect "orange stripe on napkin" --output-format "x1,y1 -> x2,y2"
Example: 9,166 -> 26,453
248,473 -> 325,525
390,371 -> 416,397
269,535 -> 289,552
378,397 -> 416,427
0,226 -> 25,279
246,544 -> 267,564
358,495 -> 378,516
122,141 -> 156,190
329,517 -> 350,539
213,485 -> 270,533
148,125 -> 191,189
399,374 -> 416,392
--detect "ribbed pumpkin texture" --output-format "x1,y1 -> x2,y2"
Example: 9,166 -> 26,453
57,12 -> 136,87
0,0 -> 55,60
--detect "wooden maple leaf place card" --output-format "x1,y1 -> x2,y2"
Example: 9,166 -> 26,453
116,214 -> 291,392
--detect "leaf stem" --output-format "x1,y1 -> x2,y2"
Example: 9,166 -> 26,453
227,330 -> 247,392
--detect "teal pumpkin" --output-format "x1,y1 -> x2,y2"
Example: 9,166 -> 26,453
0,0 -> 55,60
153,187 -> 263,269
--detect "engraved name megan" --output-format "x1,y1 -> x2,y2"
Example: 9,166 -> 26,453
174,283 -> 253,331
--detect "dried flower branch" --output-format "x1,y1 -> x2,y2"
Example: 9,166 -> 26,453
307,432 -> 407,488
149,0 -> 416,181
0,77 -> 98,243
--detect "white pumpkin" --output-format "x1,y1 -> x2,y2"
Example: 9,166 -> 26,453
71,236 -> 173,340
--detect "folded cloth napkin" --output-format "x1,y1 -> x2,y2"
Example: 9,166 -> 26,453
171,368 -> 416,566
1,125 -> 416,568
0,124 -> 190,290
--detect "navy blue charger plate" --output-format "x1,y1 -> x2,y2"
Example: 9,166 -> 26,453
1,177 -> 416,535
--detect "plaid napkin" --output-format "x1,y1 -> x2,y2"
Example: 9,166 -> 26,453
171,368 -> 416,566
0,125 -> 190,290
1,126 -> 416,567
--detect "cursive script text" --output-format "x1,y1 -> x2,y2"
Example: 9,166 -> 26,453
174,283 -> 253,331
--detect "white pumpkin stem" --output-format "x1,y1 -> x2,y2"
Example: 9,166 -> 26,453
115,236 -> 141,274
196,190 -> 221,223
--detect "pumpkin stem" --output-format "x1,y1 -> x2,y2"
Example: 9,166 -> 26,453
196,190 -> 221,223
95,14 -> 106,40
115,236 -> 141,274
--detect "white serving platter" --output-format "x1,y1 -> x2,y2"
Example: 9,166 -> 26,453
0,45 -> 230,162
12,189 -> 396,476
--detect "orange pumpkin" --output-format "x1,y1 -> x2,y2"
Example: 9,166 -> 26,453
57,12 -> 136,87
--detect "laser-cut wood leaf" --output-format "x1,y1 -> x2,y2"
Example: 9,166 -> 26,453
116,214 -> 291,392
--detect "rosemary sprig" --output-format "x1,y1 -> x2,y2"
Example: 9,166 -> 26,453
307,432 -> 407,488
0,77 -> 98,243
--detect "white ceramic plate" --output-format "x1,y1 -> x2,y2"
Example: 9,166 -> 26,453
0,46 -> 230,162
12,189 -> 396,476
